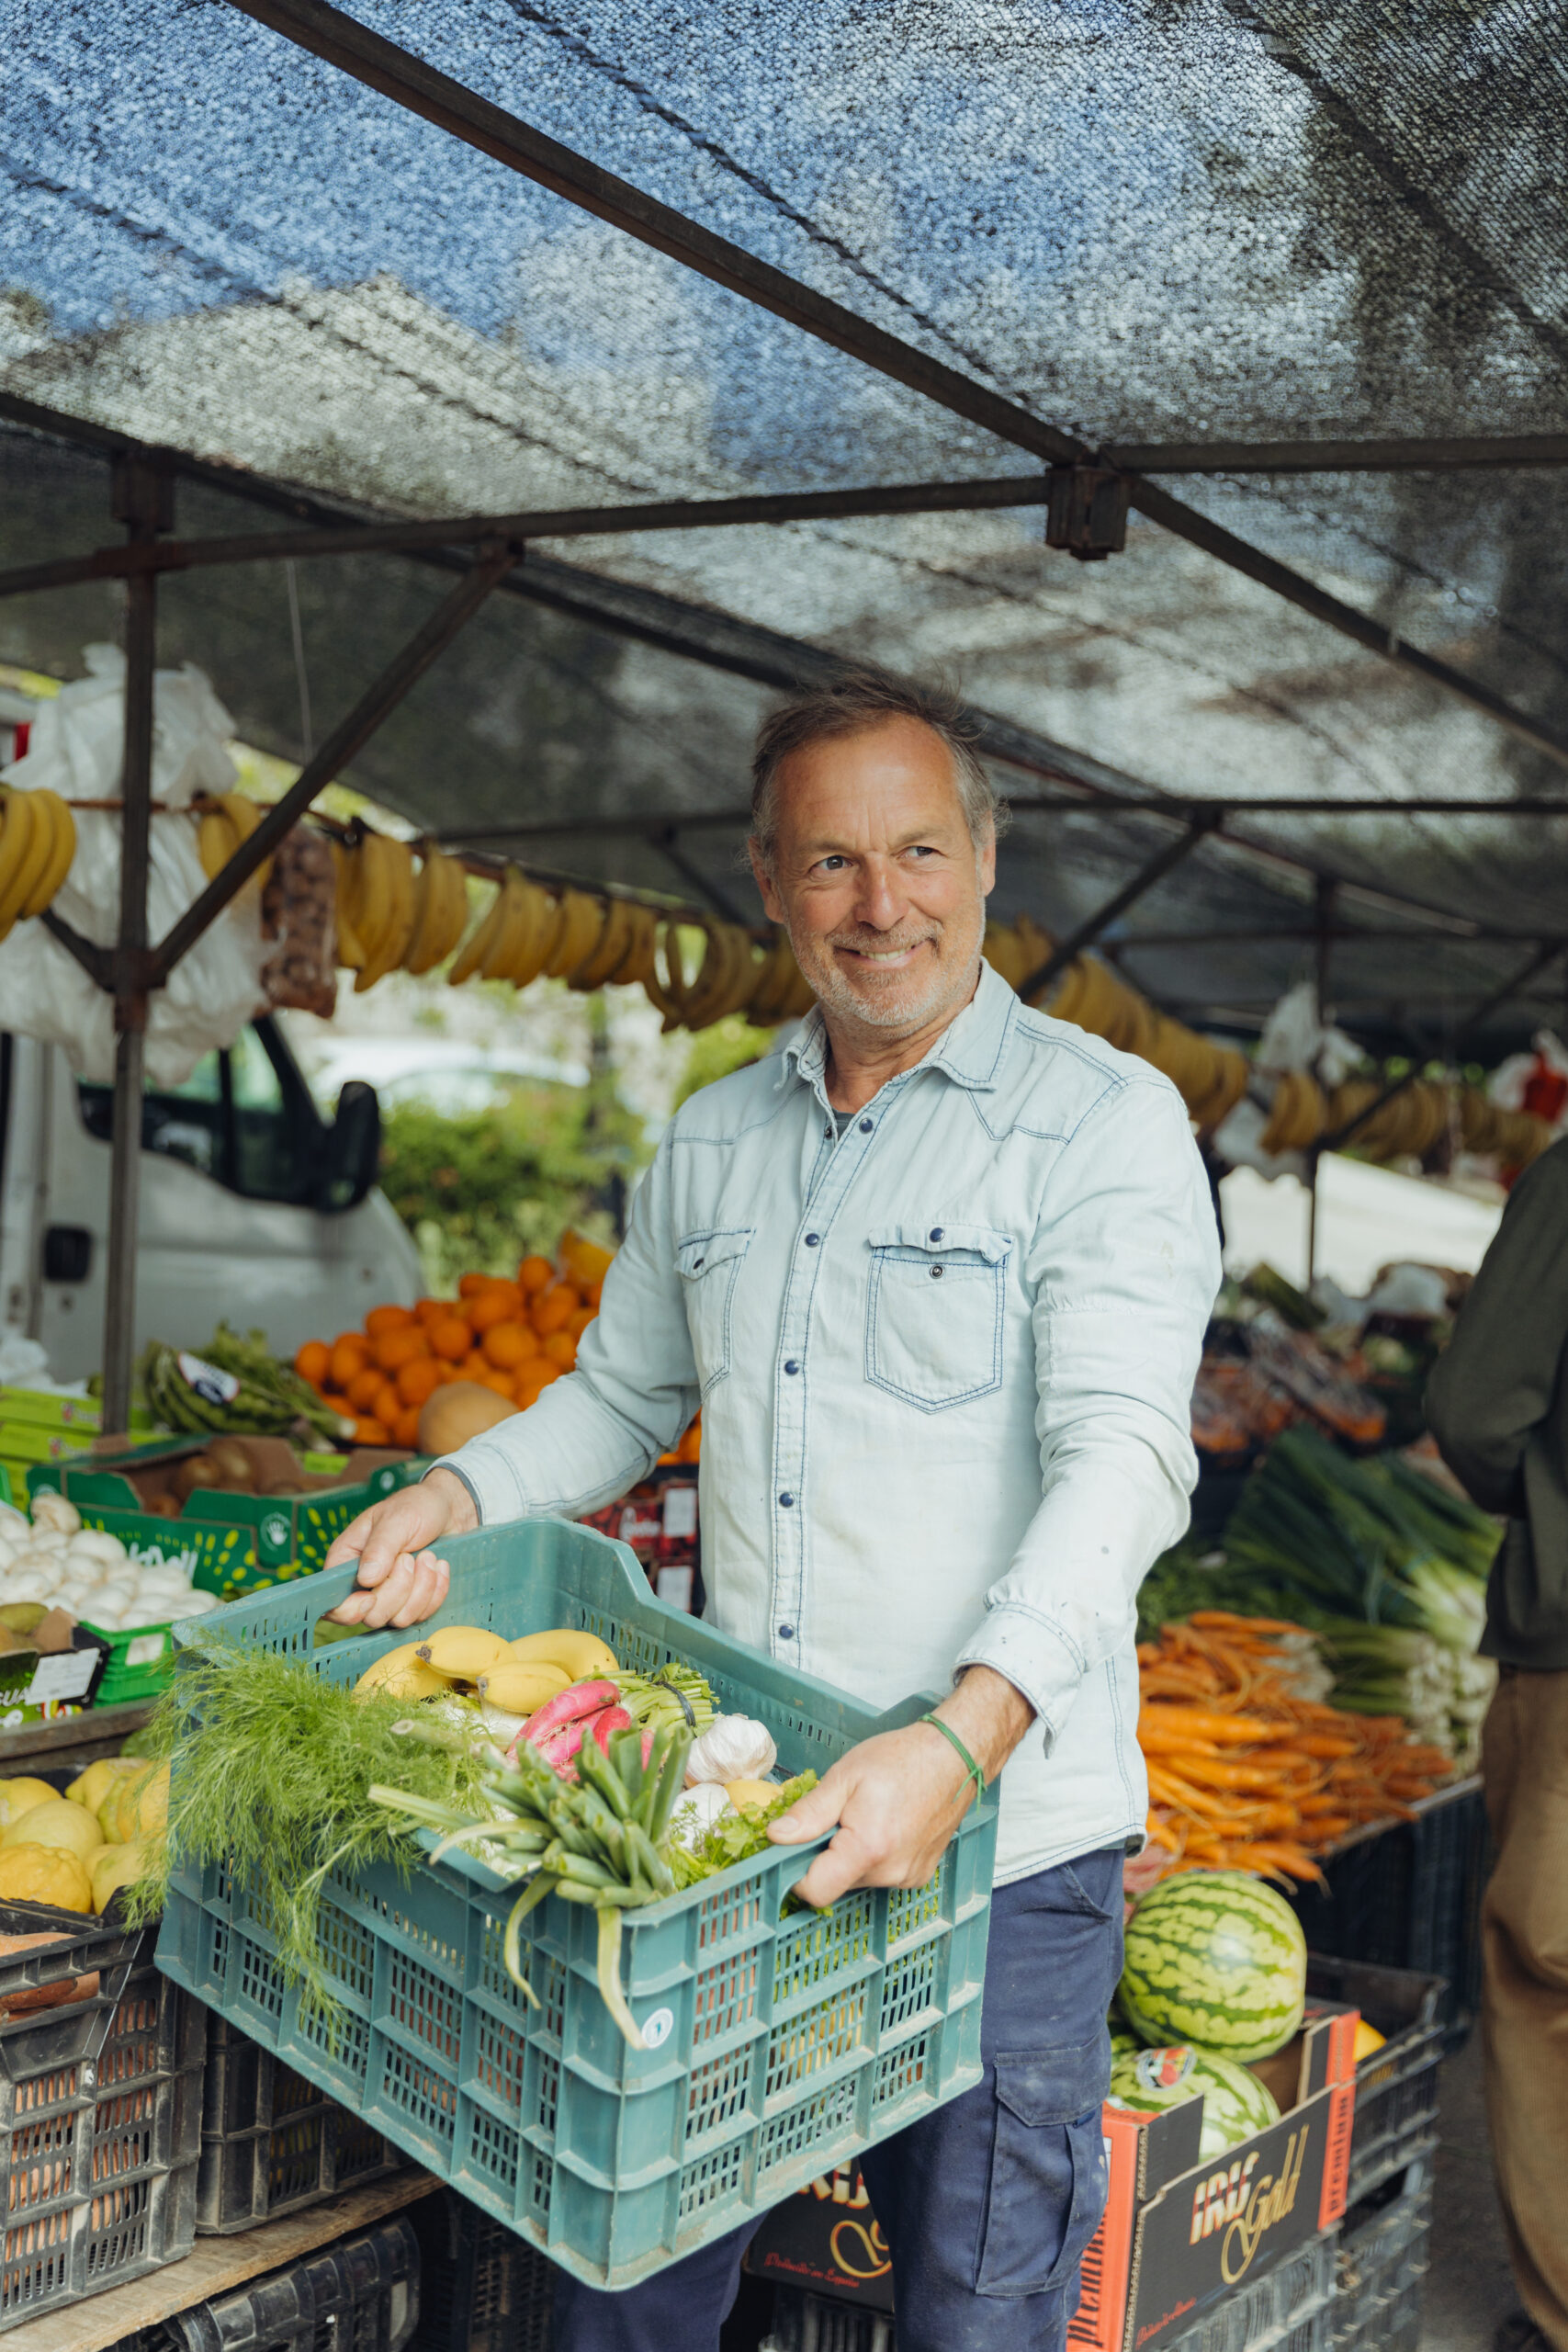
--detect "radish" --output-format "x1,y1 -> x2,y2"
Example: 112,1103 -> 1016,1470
591,1705 -> 632,1755
521,1679 -> 621,1749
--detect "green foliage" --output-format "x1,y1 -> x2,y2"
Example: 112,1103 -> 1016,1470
674,1016 -> 778,1110
669,1770 -> 818,1889
130,1641 -> 491,2018
379,1076 -> 647,1291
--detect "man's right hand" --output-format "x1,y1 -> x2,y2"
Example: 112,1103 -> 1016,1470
321,1468 -> 479,1628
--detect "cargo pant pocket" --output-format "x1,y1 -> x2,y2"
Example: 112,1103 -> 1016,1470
976,2038 -> 1110,2298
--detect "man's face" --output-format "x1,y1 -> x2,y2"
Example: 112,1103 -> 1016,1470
750,716 -> 995,1036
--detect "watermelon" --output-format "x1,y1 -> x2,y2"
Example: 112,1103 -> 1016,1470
1120,1871 -> 1307,2062
1108,2043 -> 1281,2161
1110,2026 -> 1140,2061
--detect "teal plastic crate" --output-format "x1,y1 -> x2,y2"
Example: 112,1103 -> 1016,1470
155,1521 -> 995,2290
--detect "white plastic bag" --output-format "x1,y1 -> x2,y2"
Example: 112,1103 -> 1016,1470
0,647 -> 266,1085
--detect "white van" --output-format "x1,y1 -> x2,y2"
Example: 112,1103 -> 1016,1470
0,1016 -> 422,1382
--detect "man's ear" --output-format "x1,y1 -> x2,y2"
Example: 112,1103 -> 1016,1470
977,823 -> 997,899
749,838 -> 786,926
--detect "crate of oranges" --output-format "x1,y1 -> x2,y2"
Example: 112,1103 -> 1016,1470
291,1231 -> 616,1454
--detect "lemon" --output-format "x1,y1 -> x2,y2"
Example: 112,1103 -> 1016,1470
99,1767 -> 152,1846
1,1798 -> 103,1864
130,1763 -> 170,1840
66,1758 -> 141,1815
0,1845 -> 93,1913
90,1842 -> 148,1915
0,1777 -> 61,1830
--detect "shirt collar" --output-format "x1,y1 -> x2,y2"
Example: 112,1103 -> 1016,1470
779,956 -> 1016,1096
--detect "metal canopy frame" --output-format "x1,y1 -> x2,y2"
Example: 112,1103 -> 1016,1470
7,3 -> 1568,1410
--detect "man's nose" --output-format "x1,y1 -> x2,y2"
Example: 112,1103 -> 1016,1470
852,860 -> 906,931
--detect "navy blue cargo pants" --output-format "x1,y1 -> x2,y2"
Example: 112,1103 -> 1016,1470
553,1845 -> 1123,2352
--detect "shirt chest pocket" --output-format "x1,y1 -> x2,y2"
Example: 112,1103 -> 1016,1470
676,1228 -> 754,1397
864,1224 -> 1012,1411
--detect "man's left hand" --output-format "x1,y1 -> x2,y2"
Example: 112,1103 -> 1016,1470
768,1665 -> 1033,1908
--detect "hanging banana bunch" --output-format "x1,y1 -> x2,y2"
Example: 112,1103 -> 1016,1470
196,792 -> 275,895
0,788 -> 76,942
403,842 -> 471,976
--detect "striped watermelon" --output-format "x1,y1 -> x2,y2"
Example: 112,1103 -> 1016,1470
1110,2026 -> 1140,2061
1108,2043 -> 1281,2161
1120,1871 -> 1307,2061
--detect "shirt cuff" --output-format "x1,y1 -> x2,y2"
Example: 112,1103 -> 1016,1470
953,1604 -> 1087,1754
425,1460 -> 484,1527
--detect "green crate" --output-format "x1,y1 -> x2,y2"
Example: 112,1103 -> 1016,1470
155,1522 -> 996,2290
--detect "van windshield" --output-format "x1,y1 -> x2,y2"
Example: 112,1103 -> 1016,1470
75,1018 -> 325,1204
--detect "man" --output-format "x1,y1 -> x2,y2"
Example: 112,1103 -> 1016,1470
1426,1143 -> 1568,2352
326,673 -> 1220,2351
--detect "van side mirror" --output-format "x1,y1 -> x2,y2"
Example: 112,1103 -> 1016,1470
316,1080 -> 381,1212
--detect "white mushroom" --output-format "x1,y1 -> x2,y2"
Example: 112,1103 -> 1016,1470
30,1494 -> 81,1537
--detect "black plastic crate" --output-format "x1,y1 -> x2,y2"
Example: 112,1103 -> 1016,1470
1332,2161 -> 1431,2352
119,2213 -> 420,2352
1306,1956 -> 1443,2205
767,2290 -> 893,2352
0,1942 -> 202,2333
194,2007 -> 403,2233
1287,1780 -> 1485,2047
406,2188 -> 552,2352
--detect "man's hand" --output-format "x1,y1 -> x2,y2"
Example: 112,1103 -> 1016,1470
321,1469 -> 479,1629
768,1665 -> 1034,1908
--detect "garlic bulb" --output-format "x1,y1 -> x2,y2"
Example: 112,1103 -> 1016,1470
30,1494 -> 81,1537
686,1714 -> 778,1788
669,1782 -> 733,1849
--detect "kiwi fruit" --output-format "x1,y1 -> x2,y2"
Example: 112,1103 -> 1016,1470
172,1454 -> 220,1502
206,1441 -> 254,1490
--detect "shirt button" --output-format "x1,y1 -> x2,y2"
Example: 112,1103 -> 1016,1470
784,1360 -> 800,1374
779,1492 -> 795,1507
779,1624 -> 795,1640
824,1125 -> 833,1139
930,1227 -> 944,1242
931,1265 -> 943,1279
859,1118 -> 873,1133
805,1233 -> 819,1248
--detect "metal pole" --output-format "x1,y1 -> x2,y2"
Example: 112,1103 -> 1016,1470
1017,814 -> 1223,1002
101,458 -> 170,1435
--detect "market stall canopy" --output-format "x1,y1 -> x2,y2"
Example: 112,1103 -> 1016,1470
3,0 -> 1567,1057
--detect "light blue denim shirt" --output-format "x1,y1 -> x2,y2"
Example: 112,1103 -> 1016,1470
439,961 -> 1222,1883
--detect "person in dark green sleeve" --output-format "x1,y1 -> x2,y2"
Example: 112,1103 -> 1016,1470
1426,1134 -> 1568,2352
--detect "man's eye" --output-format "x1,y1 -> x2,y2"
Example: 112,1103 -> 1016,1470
816,854 -> 847,873
905,844 -> 939,859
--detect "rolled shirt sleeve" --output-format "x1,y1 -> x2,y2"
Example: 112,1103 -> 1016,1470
955,1079 -> 1222,1745
431,1132 -> 699,1524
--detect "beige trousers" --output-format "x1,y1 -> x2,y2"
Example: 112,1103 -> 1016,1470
1483,1666 -> 1568,2351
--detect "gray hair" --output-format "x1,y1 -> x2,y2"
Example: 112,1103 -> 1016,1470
749,669 -> 1009,876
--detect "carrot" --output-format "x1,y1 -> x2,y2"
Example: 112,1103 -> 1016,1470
1168,1755 -> 1287,1792
1298,1734 -> 1359,1758
1138,1706 -> 1298,1747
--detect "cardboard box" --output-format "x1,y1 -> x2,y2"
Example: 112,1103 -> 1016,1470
34,1437 -> 418,1586
745,2162 -> 893,2310
1069,2002 -> 1358,2352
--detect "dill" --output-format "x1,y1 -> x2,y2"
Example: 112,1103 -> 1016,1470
128,1638 -> 490,2012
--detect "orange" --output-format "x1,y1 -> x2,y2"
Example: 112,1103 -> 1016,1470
513,1376 -> 546,1409
413,1296 -> 448,1325
430,1317 -> 471,1363
392,1405 -> 423,1449
481,1321 -> 536,1370
473,1369 -> 516,1399
541,1332 -> 577,1373
532,1360 -> 563,1389
375,1326 -> 430,1374
329,1336 -> 369,1392
294,1340 -> 330,1387
468,1286 -> 523,1336
433,1361 -> 468,1385
582,1278 -> 604,1309
517,1254 -> 554,1297
355,1416 -> 390,1445
531,1284 -> 579,1338
396,1356 -> 442,1408
365,1304 -> 413,1339
370,1380 -> 401,1427
321,1391 -> 354,1423
566,1306 -> 595,1341
678,1418 -> 702,1464
346,1365 -> 386,1412
458,1272 -> 491,1299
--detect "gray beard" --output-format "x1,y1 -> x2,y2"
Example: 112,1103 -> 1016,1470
796,936 -> 979,1035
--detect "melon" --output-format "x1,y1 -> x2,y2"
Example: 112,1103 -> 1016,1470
1108,2043 -> 1281,2161
1121,1870 -> 1306,2062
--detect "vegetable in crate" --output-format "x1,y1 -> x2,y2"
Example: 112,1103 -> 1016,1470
141,1329 -> 352,1442
1120,1871 -> 1306,2062
1108,2042 -> 1281,2160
